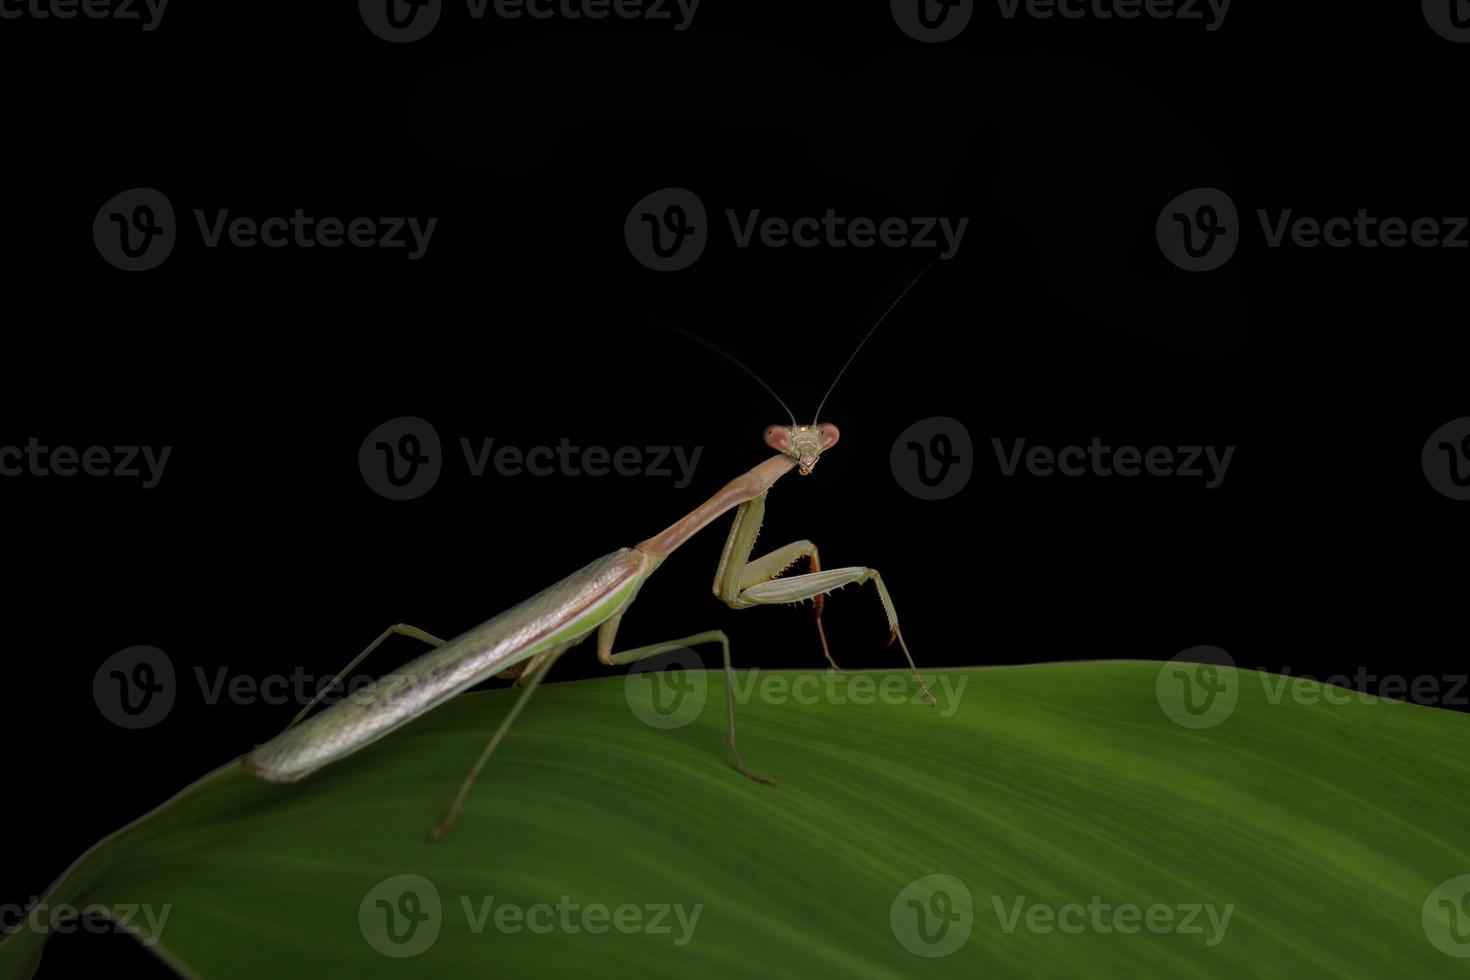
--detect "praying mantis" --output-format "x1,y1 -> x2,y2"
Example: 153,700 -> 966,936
242,267 -> 939,839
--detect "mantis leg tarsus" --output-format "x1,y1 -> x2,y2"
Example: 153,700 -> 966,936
733,759 -> 777,786
813,598 -> 834,670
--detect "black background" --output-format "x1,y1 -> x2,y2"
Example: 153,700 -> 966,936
2,2 -> 1467,975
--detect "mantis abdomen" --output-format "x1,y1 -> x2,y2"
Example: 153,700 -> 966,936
242,548 -> 650,783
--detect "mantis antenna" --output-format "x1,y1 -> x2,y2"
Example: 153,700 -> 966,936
664,322 -> 798,426
659,259 -> 939,427
812,258 -> 939,424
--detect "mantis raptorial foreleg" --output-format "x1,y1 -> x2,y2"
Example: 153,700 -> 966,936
714,493 -> 937,705
287,623 -> 448,729
737,538 -> 833,666
595,618 -> 773,785
713,492 -> 834,666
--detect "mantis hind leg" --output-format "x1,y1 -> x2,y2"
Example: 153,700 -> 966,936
596,615 -> 773,786
431,642 -> 572,841
287,623 -> 448,730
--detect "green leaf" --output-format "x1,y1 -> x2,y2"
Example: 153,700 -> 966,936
4,662 -> 1469,978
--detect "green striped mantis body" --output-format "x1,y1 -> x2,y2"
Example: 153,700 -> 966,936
243,271 -> 938,839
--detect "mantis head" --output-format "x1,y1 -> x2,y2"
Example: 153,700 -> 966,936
765,424 -> 840,476
675,262 -> 935,478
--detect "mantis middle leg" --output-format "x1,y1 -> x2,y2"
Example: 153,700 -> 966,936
596,617 -> 773,785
